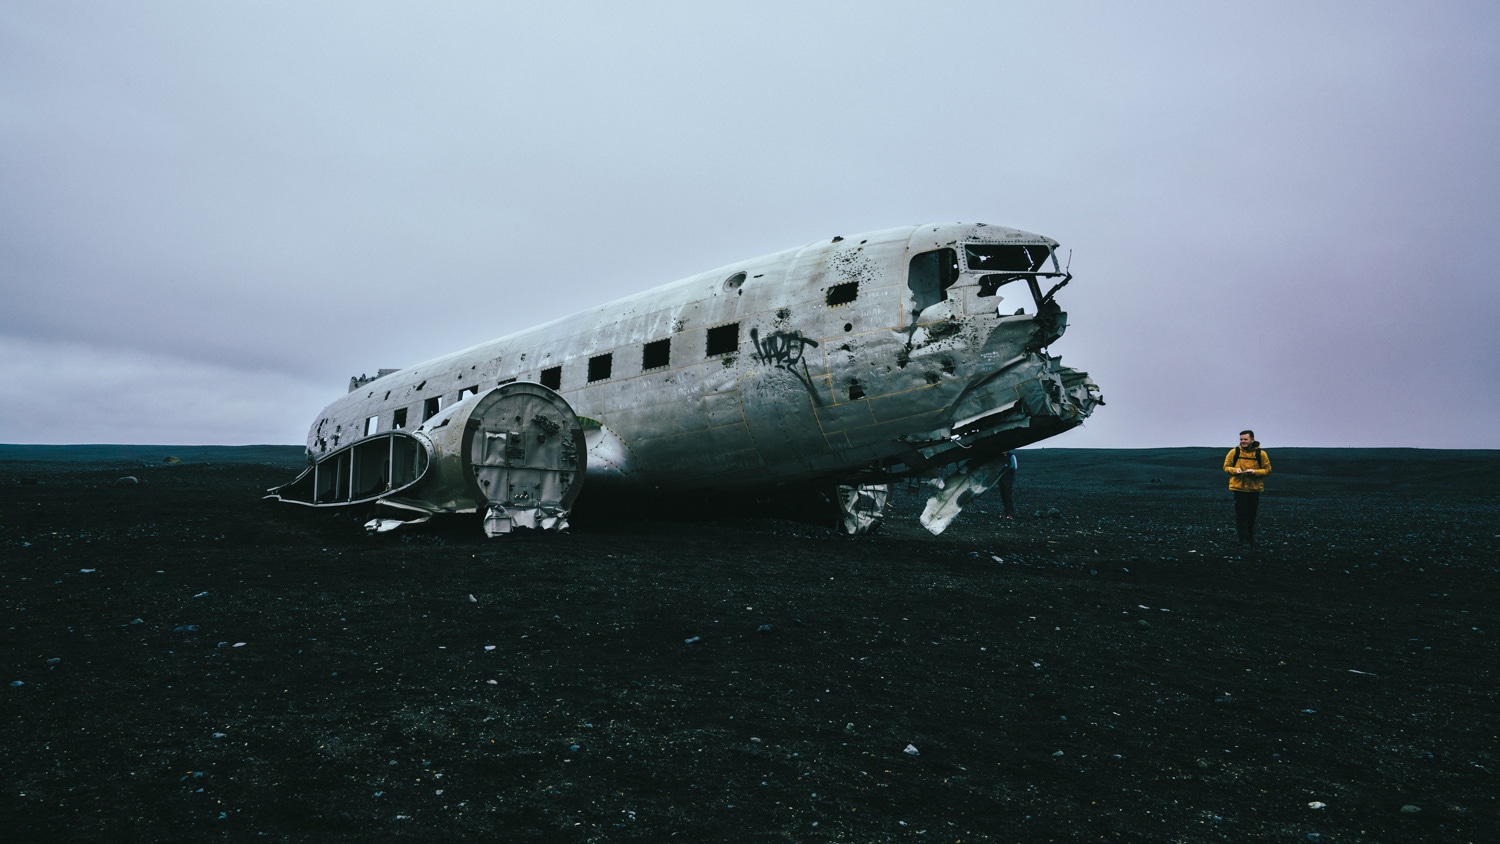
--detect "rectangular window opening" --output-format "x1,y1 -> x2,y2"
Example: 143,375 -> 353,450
392,407 -> 408,429
706,322 -> 739,356
459,385 -> 478,399
964,243 -> 1051,273
365,415 -> 380,436
642,338 -> 671,370
540,366 -> 562,390
908,248 -> 960,314
976,274 -> 1041,314
588,353 -> 613,383
423,396 -> 442,421
826,281 -> 859,307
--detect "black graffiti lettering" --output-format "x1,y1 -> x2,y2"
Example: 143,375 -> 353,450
750,327 -> 822,404
751,327 -> 818,368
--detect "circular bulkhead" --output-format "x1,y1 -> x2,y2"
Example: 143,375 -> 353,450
460,383 -> 587,534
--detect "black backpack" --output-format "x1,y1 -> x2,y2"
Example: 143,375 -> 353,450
1233,445 -> 1265,468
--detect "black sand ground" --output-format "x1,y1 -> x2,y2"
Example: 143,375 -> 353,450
2,447 -> 1496,842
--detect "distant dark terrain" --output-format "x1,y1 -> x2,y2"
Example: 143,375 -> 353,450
2,446 -> 1496,842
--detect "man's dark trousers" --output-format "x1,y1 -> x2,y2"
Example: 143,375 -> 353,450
1234,491 -> 1260,544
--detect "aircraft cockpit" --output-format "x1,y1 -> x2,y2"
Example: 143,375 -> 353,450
907,240 -> 1070,319
966,243 -> 1054,314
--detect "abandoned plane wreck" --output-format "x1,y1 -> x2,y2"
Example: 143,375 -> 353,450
267,223 -> 1103,536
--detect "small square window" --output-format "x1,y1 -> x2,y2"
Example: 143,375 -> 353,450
423,397 -> 441,421
826,281 -> 858,306
365,415 -> 380,436
392,408 -> 408,429
642,338 -> 670,370
588,353 -> 613,383
540,366 -> 562,390
706,323 -> 739,356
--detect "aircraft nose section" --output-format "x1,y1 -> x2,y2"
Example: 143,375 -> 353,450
949,353 -> 1103,441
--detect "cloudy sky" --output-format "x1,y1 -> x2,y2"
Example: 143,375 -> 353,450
3,2 -> 1496,448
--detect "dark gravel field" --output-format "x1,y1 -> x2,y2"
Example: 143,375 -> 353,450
2,446 -> 1497,842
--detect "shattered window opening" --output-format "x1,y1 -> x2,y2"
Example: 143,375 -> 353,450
826,281 -> 858,307
365,415 -> 379,437
907,248 -> 960,314
964,243 -> 1051,273
460,385 -> 478,399
392,408 -> 408,430
848,381 -> 865,401
422,396 -> 442,421
706,323 -> 739,357
540,366 -> 562,390
588,353 -> 613,383
976,274 -> 1041,313
642,338 -> 670,371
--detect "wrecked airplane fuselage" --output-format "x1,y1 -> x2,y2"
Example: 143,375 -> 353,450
268,223 -> 1103,535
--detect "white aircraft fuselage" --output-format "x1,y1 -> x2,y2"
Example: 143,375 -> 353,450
269,222 -> 1102,535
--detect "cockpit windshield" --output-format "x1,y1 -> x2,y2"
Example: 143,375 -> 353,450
976,274 -> 1040,313
964,243 -> 1057,314
964,243 -> 1052,272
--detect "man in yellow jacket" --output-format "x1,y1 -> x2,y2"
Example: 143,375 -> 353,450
1224,429 -> 1272,546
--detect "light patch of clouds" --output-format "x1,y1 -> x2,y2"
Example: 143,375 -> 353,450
0,335 -> 327,445
1,2 -> 1497,447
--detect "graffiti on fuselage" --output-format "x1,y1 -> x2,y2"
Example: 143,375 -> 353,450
750,327 -> 822,403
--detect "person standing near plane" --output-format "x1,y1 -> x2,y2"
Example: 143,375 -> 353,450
1224,430 -> 1271,546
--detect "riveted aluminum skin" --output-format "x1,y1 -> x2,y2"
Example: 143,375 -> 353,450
271,222 -> 1103,535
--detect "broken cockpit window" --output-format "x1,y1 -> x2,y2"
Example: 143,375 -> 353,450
642,338 -> 670,370
968,244 -> 1053,310
907,248 -> 959,314
964,243 -> 1051,273
976,275 -> 1043,313
540,366 -> 562,390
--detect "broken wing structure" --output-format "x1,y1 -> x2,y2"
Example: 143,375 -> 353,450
268,223 -> 1102,535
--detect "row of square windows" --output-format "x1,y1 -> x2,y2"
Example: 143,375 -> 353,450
364,322 -> 746,436
525,277 -> 863,392
539,322 -> 741,390
354,271 -> 879,441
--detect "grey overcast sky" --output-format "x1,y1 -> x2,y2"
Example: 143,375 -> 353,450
2,2 -> 1496,448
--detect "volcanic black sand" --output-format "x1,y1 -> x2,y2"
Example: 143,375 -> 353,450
2,446 -> 1496,842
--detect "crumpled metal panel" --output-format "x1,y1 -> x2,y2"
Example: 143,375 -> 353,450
836,483 -> 891,535
919,457 -> 1012,535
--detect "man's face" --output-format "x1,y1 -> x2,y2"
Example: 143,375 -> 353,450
1239,433 -> 1253,448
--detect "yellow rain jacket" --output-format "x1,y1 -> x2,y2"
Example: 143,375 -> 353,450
1224,447 -> 1271,492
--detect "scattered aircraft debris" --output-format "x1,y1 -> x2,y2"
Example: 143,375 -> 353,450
268,223 -> 1102,535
